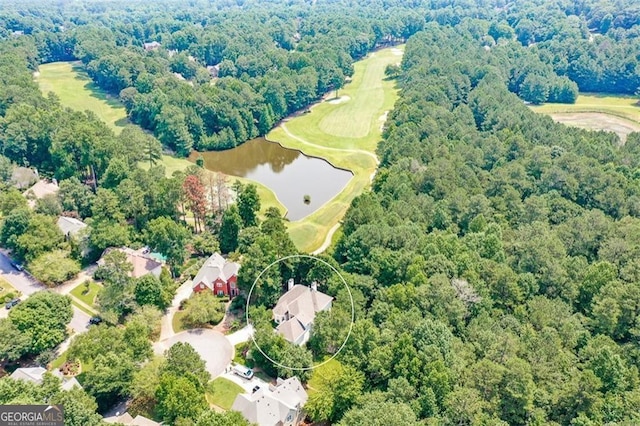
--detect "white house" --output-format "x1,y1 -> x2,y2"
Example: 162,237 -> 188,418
232,377 -> 308,426
272,279 -> 332,345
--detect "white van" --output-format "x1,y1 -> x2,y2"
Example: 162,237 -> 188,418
232,364 -> 254,380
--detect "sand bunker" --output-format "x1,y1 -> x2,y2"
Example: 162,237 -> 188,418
378,111 -> 389,131
549,112 -> 640,145
391,48 -> 403,56
328,95 -> 350,104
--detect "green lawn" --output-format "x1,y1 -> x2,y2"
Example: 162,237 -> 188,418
0,277 -> 19,303
69,281 -> 101,308
172,310 -> 188,333
49,351 -> 68,370
35,61 -> 128,133
530,93 -> 640,124
206,377 -> 244,410
267,46 -> 403,252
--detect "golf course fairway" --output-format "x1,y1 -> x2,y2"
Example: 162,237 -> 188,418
267,45 -> 403,253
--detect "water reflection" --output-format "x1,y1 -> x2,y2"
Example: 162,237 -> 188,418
190,138 -> 352,221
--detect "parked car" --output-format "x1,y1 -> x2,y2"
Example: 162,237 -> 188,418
232,364 -> 254,380
10,262 -> 23,271
5,298 -> 20,309
252,385 -> 260,393
88,316 -> 102,325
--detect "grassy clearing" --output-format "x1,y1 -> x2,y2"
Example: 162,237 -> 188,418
35,61 -> 128,133
172,310 -> 188,334
530,93 -> 640,144
530,93 -> 640,124
50,351 -> 67,370
206,377 -> 244,410
268,46 -> 403,252
0,277 -> 19,303
69,281 -> 101,308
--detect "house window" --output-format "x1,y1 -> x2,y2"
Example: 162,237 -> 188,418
217,290 -> 224,296
200,283 -> 205,289
217,282 -> 223,287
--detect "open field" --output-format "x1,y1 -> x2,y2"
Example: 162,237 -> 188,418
268,46 -> 403,251
35,62 -> 128,133
548,112 -> 640,144
206,377 -> 244,410
530,93 -> 640,143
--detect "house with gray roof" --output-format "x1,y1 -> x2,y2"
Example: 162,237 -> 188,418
192,252 -> 240,297
273,279 -> 332,346
57,216 -> 87,238
98,247 -> 163,279
104,413 -> 160,425
11,367 -> 82,391
10,367 -> 48,384
232,376 -> 308,426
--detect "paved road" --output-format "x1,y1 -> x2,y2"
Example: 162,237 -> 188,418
0,250 -> 90,335
0,251 -> 45,297
159,280 -> 193,341
153,329 -> 233,378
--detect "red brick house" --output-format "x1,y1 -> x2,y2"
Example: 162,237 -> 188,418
192,253 -> 240,297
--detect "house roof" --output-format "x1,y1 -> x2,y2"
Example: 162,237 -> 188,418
23,180 -> 59,208
276,317 -> 307,343
10,367 -> 46,384
273,284 -> 332,318
60,377 -> 82,391
104,413 -> 159,426
192,253 -> 240,290
57,216 -> 87,236
99,247 -> 163,279
232,377 -> 308,426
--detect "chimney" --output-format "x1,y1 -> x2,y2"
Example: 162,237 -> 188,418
311,281 -> 317,292
287,278 -> 294,291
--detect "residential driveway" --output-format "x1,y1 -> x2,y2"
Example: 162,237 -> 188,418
159,280 -> 193,341
220,370 -> 270,393
226,325 -> 254,346
153,329 -> 233,378
0,251 -> 45,296
68,307 -> 90,335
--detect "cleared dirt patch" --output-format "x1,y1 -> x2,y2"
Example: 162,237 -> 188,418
549,112 -> 640,144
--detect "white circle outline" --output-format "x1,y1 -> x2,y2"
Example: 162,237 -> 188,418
244,254 -> 354,371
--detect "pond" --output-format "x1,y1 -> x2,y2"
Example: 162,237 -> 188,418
189,138 -> 353,221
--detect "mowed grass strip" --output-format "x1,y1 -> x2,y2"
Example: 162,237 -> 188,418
268,46 -> 403,251
206,377 -> 244,410
530,93 -> 640,124
282,47 -> 402,152
35,61 -> 128,133
69,281 -> 101,308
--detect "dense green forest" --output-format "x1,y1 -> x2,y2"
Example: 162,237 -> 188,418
2,0 -> 637,157
0,0 -> 640,425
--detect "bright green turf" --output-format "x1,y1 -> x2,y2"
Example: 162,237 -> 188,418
530,92 -> 640,124
206,377 -> 244,410
35,61 -> 128,133
267,46 -> 403,252
69,280 -> 101,308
